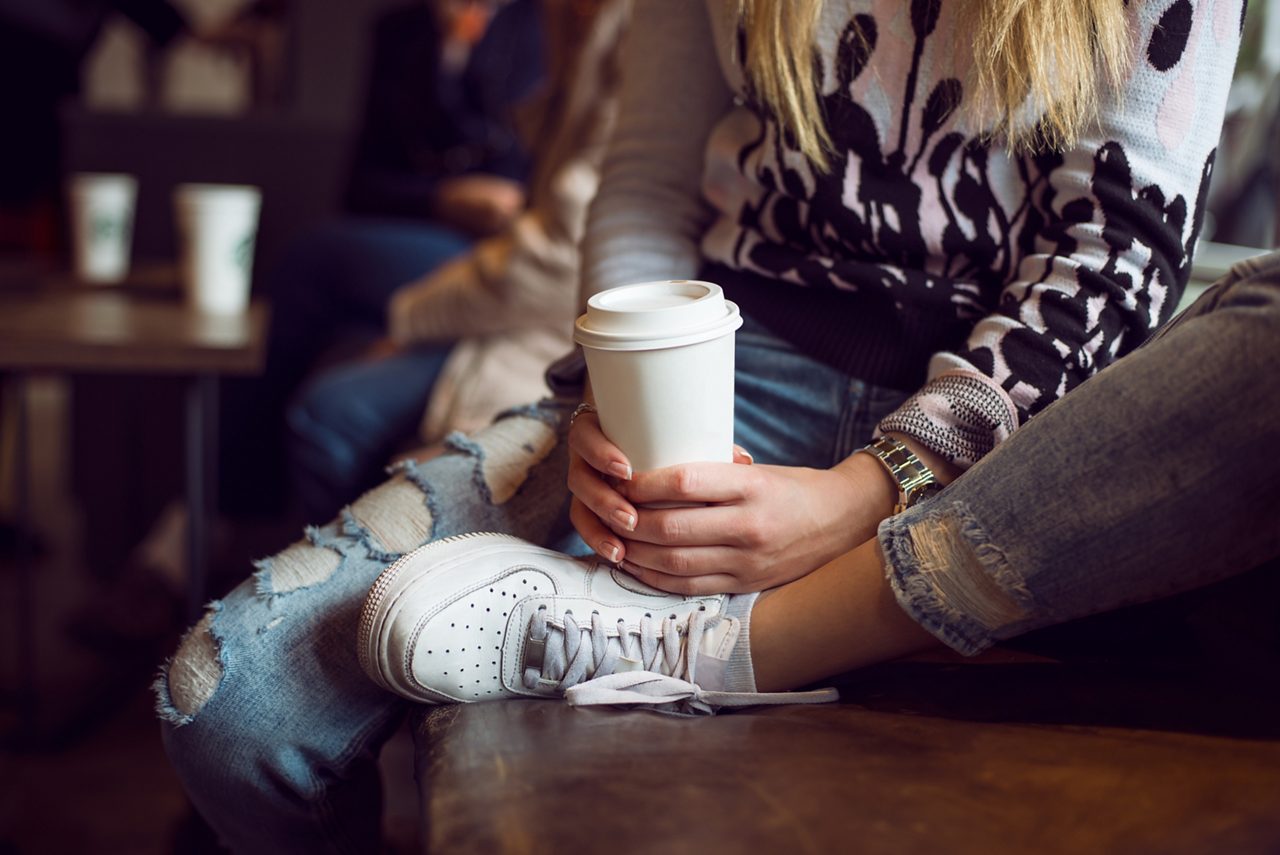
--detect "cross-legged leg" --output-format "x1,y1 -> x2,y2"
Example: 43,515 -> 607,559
751,253 -> 1280,689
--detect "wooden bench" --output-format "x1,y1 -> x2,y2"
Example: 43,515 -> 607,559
410,656 -> 1280,854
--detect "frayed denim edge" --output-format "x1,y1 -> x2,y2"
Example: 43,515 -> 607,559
439,403 -> 567,507
340,508 -> 402,564
496,398 -> 570,429
397,459 -> 443,540
441,431 -> 493,505
879,501 -> 1032,657
153,599 -> 226,727
250,525 -> 347,600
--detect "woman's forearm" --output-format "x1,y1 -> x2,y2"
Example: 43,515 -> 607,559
578,0 -> 732,304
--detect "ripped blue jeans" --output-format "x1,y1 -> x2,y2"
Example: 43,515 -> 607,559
156,316 -> 912,854
882,251 -> 1280,654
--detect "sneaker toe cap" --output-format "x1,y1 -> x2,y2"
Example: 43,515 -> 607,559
403,568 -> 555,702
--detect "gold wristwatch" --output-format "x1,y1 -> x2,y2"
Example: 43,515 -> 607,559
857,435 -> 943,515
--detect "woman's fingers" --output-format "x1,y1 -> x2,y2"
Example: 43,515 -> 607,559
567,410 -> 632,481
567,453 -> 638,533
570,498 -> 627,564
566,407 -> 760,572
565,406 -> 638,564
618,561 -> 743,596
625,504 -> 760,548
618,541 -> 746,578
620,461 -> 754,506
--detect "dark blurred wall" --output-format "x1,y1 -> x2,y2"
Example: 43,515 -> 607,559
291,0 -> 407,127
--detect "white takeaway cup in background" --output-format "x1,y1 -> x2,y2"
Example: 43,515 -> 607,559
573,280 -> 744,474
68,173 -> 137,284
174,183 -> 262,315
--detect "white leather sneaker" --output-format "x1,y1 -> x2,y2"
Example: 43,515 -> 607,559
357,532 -> 839,714
357,533 -> 726,702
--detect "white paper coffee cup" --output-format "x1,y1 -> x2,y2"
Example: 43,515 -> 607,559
68,173 -> 137,284
175,183 -> 262,315
574,280 -> 743,473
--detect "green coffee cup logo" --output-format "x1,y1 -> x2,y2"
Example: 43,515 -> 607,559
234,233 -> 256,274
92,213 -> 122,243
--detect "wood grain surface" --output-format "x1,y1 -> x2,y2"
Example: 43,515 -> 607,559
414,662 -> 1280,854
0,282 -> 267,375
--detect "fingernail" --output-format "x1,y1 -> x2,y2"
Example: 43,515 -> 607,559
598,541 -> 621,563
734,445 -> 754,464
611,509 -> 637,531
608,461 -> 633,480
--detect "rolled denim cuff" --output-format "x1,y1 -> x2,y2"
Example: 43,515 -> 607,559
878,500 -> 1036,657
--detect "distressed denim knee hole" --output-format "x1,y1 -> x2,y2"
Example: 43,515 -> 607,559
445,414 -> 558,505
156,607 -> 224,725
255,537 -> 344,596
347,474 -> 435,555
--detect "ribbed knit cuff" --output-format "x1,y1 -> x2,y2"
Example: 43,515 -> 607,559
878,370 -> 1020,468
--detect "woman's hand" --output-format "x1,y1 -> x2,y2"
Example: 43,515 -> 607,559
613,454 -> 896,595
431,175 -> 525,236
567,402 -> 905,595
567,401 -> 754,563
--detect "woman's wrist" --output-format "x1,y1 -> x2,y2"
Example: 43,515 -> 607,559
830,431 -> 961,537
829,452 -> 900,547
882,431 -> 963,485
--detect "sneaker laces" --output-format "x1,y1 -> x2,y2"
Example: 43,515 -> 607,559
523,606 -> 837,715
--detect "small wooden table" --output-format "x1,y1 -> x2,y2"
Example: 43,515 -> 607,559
0,264 -> 267,735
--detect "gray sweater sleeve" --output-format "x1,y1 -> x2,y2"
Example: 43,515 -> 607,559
579,0 -> 734,305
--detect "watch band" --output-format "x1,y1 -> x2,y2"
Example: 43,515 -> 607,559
857,435 -> 943,515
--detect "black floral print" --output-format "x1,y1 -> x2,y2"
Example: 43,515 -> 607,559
702,0 -> 1237,465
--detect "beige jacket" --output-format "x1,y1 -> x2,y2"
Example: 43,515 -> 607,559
387,0 -> 628,442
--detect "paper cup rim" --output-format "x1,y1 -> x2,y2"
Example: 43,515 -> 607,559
574,300 -> 742,351
582,280 -> 727,333
174,183 -> 263,205
68,173 -> 138,193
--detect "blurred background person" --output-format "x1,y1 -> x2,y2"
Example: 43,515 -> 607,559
53,0 -> 544,649
218,0 -> 546,520
286,0 -> 629,521
99,0 -> 599,639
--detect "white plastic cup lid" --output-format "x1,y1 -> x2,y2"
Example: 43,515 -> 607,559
574,280 -> 742,351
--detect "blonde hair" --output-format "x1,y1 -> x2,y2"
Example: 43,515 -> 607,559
737,0 -> 832,164
737,0 -> 1131,165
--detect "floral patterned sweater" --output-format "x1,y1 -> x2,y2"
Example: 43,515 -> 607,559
581,0 -> 1243,466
